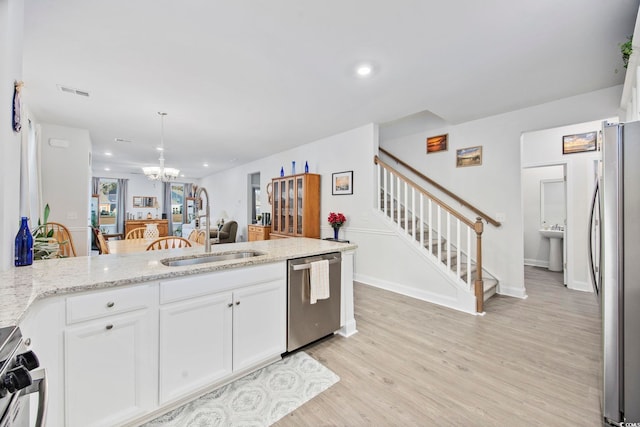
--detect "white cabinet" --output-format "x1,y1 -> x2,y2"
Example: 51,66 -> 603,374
233,280 -> 286,372
63,285 -> 157,427
159,291 -> 233,404
158,263 -> 286,404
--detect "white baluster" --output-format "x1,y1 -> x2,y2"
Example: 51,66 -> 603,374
456,220 -> 461,280
446,212 -> 451,271
419,193 -> 424,248
467,227 -> 472,288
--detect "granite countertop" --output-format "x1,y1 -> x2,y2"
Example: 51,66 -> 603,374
0,238 -> 356,329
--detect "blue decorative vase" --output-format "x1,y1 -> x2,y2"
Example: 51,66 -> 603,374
305,161 -> 309,173
15,217 -> 33,266
333,226 -> 339,240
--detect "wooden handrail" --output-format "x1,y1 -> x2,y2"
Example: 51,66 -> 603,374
378,147 -> 501,227
375,155 -> 475,229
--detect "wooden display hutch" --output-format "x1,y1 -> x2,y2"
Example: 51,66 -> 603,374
124,219 -> 169,237
270,173 -> 320,239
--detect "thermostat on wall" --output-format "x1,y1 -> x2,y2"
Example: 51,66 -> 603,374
48,138 -> 69,148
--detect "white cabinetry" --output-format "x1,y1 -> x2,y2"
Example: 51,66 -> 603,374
233,280 -> 285,372
158,263 -> 286,405
159,292 -> 233,404
63,285 -> 157,427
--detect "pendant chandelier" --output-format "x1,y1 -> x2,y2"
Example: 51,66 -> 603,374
142,112 -> 180,182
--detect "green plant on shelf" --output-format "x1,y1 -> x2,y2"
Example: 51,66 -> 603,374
621,35 -> 633,69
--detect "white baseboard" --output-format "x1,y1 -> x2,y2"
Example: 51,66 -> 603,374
568,280 -> 593,293
524,258 -> 548,268
497,284 -> 528,299
354,273 -> 477,315
338,319 -> 358,337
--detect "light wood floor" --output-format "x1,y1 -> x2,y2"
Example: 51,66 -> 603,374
275,266 -> 602,426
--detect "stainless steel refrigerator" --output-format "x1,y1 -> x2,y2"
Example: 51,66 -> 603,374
591,121 -> 640,426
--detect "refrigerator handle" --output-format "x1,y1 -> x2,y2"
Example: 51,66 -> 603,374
587,179 -> 600,297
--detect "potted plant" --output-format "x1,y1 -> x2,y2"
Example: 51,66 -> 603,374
621,35 -> 633,69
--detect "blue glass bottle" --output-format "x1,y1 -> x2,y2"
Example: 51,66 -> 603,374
291,161 -> 296,175
14,217 -> 33,267
280,166 -> 284,177
304,161 -> 309,173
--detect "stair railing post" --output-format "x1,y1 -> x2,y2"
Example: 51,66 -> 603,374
474,217 -> 484,313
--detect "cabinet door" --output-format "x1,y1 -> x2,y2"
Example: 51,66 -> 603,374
273,180 -> 280,233
64,310 -> 156,427
158,292 -> 233,404
287,177 -> 294,234
233,279 -> 286,372
295,176 -> 304,235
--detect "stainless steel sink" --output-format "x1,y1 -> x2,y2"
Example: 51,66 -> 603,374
161,251 -> 264,267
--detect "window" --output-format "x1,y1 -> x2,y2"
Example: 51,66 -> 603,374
98,178 -> 119,232
170,184 -> 185,227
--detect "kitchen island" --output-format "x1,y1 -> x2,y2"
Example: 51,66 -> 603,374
1,238 -> 356,427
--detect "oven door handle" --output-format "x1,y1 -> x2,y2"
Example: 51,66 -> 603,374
20,368 -> 47,427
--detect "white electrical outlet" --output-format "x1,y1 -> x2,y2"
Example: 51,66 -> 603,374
496,212 -> 506,222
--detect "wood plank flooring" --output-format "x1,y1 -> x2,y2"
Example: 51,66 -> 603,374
275,266 -> 602,426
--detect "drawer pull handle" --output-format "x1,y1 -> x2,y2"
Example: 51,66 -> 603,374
235,301 -> 240,306
227,303 -> 233,308
106,302 -> 115,308
105,324 -> 114,330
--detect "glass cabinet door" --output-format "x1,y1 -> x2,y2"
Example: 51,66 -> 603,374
296,177 -> 303,235
279,180 -> 286,233
287,178 -> 294,234
272,181 -> 279,233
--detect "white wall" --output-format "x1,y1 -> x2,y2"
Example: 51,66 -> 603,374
39,124 -> 92,255
0,0 -> 24,270
380,86 -> 622,299
522,120 -> 606,292
522,165 -> 564,268
200,124 -> 377,243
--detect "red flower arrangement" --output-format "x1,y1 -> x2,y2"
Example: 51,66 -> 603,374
327,212 -> 346,229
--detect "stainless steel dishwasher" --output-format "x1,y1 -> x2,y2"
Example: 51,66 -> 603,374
287,252 -> 341,352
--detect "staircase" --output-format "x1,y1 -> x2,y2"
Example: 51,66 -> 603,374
375,154 -> 500,312
383,192 -> 499,302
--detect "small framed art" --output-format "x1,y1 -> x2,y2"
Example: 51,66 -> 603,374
562,131 -> 597,154
456,146 -> 482,167
426,134 -> 448,153
332,171 -> 353,195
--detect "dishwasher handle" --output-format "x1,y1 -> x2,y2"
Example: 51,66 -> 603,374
291,256 -> 341,271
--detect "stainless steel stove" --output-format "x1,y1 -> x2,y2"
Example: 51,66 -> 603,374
0,326 -> 46,427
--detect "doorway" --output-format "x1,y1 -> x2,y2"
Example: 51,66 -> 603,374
248,172 -> 261,225
522,164 -> 567,285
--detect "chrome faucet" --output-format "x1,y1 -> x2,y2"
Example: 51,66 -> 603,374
195,186 -> 211,252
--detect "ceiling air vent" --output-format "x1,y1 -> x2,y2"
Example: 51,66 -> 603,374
56,84 -> 90,97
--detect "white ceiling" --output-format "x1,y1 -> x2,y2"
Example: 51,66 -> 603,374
22,0 -> 639,179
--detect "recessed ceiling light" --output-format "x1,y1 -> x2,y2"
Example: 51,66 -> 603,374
180,174 -> 185,177
355,62 -> 375,78
104,151 -> 112,156
114,137 -> 132,143
156,147 -> 164,152
104,167 -> 110,171
203,163 -> 209,167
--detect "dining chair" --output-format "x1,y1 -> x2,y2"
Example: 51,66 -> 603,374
187,229 -> 199,242
34,222 -> 77,257
196,230 -> 207,244
125,227 -> 146,239
146,237 -> 192,251
94,229 -> 110,255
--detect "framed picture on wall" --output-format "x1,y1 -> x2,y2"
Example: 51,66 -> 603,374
562,131 -> 597,154
456,146 -> 482,167
426,134 -> 448,153
332,171 -> 353,195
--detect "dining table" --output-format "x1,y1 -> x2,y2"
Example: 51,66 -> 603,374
108,238 -> 201,254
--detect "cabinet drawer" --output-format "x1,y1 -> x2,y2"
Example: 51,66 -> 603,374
66,285 -> 153,324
